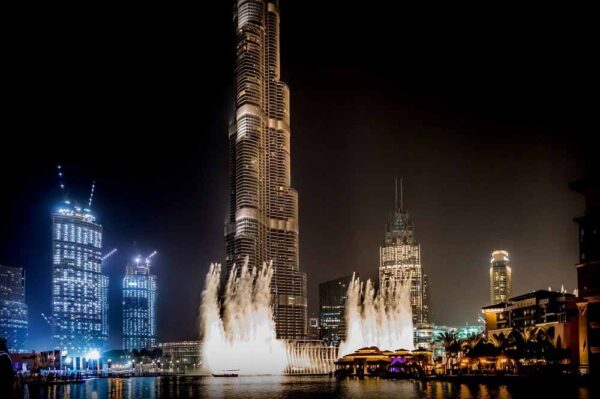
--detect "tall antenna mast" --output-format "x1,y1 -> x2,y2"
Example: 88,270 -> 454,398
394,178 -> 398,211
88,180 -> 96,208
400,178 -> 403,212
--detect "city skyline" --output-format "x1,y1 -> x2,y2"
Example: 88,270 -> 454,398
2,1 -> 593,352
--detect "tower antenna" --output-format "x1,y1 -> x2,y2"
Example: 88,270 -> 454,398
394,178 -> 398,211
88,180 -> 96,208
400,178 -> 403,212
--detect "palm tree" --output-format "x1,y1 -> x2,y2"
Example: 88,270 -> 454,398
437,331 -> 460,373
508,326 -> 559,364
461,333 -> 482,356
490,332 -> 509,354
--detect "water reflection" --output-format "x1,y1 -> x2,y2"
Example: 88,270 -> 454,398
20,376 -> 595,399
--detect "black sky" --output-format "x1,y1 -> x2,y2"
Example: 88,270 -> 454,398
2,2 -> 594,350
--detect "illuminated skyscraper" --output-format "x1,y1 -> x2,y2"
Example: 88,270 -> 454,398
0,264 -> 28,352
51,204 -> 107,356
489,250 -> 512,304
319,275 -> 353,346
225,0 -> 306,339
379,180 -> 428,326
122,256 -> 157,350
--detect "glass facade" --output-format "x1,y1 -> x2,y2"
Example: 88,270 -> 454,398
51,206 -> 107,356
489,250 -> 512,304
0,264 -> 28,352
226,0 -> 306,339
159,341 -> 201,372
122,260 -> 157,350
319,275 -> 353,346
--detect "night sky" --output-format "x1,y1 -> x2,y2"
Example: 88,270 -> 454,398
2,3 -> 594,350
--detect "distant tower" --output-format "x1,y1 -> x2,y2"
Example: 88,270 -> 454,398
379,180 -> 428,325
225,0 -> 306,339
122,254 -> 157,350
319,275 -> 353,346
0,264 -> 28,352
422,273 -> 430,324
489,250 -> 512,304
51,204 -> 107,356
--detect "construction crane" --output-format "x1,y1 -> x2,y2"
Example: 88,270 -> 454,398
57,164 -> 69,204
88,180 -> 96,208
145,250 -> 158,265
102,248 -> 118,262
41,312 -> 64,329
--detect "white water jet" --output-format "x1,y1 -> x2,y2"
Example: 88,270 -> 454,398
200,260 -> 287,375
201,265 -> 414,374
338,274 -> 414,357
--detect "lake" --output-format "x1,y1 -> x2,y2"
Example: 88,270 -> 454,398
19,375 -> 596,398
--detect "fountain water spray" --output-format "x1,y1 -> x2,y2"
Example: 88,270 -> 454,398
201,260 -> 287,375
338,274 -> 414,357
201,264 -> 414,374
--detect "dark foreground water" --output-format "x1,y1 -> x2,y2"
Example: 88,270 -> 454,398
19,376 -> 597,399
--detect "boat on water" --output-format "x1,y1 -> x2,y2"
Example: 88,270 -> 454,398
212,369 -> 240,377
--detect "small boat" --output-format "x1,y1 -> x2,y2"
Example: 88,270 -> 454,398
212,369 -> 240,377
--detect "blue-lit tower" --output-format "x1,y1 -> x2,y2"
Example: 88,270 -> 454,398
122,253 -> 157,350
51,201 -> 107,357
0,264 -> 28,352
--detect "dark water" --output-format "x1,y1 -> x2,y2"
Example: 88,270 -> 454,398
20,376 -> 596,399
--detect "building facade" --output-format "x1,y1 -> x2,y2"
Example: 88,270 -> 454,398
123,258 -> 157,350
482,290 -> 581,367
51,205 -> 107,356
0,264 -> 28,352
489,250 -> 512,305
571,179 -> 600,375
307,317 -> 320,340
379,181 -> 428,326
319,275 -> 353,346
225,0 -> 306,339
159,341 -> 201,372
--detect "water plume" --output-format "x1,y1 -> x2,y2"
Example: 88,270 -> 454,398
338,274 -> 414,356
201,259 -> 287,375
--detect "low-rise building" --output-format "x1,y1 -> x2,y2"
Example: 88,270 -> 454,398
158,341 -> 201,372
482,290 -> 580,367
11,350 -> 61,372
571,178 -> 600,376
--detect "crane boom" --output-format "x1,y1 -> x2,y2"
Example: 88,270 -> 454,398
102,248 -> 118,261
145,250 -> 158,265
88,180 -> 96,208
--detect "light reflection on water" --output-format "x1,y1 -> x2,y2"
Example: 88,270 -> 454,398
21,376 -> 594,399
